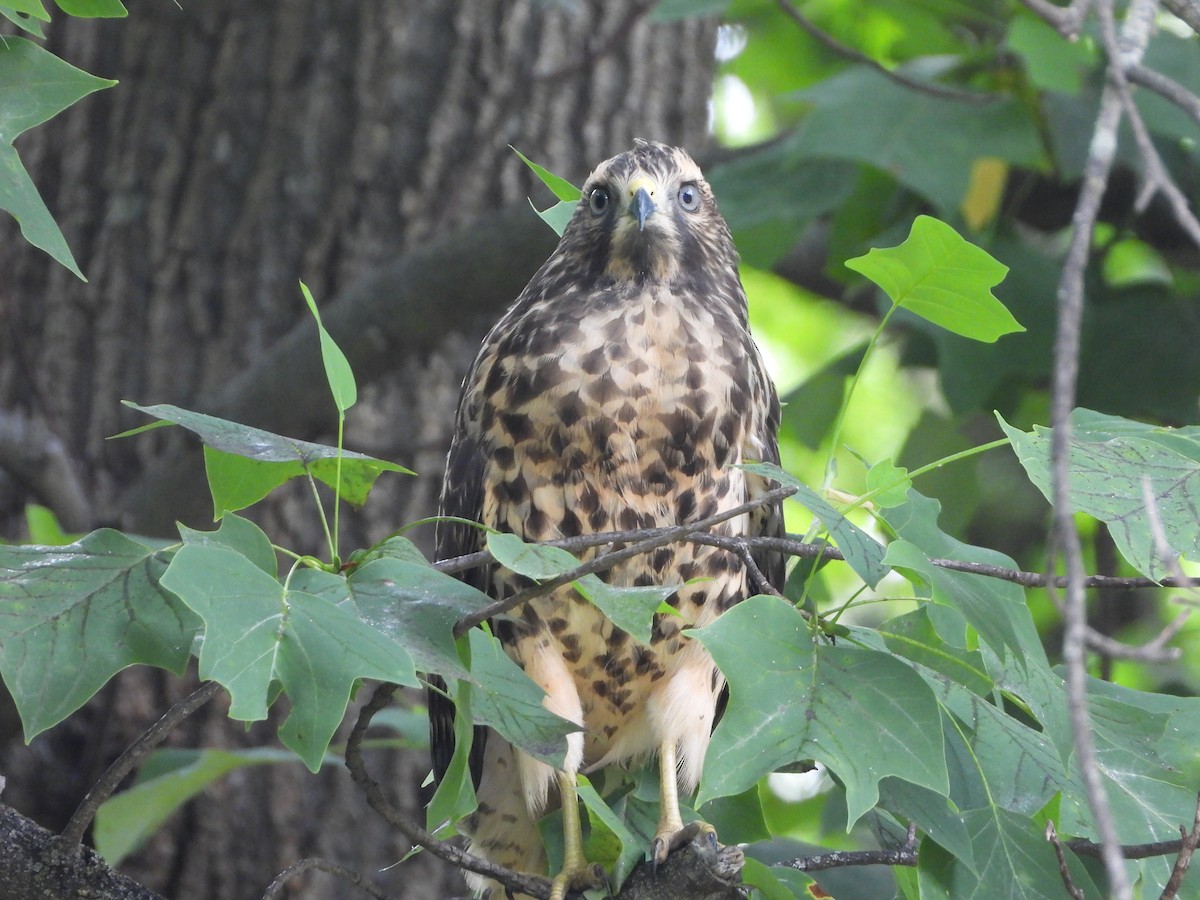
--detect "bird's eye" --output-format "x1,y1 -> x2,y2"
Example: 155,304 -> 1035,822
588,187 -> 610,216
678,182 -> 701,211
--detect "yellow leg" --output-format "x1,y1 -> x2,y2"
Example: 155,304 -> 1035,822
652,739 -> 717,865
549,770 -> 604,900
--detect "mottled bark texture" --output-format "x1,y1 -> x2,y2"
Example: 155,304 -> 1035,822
0,3 -> 717,898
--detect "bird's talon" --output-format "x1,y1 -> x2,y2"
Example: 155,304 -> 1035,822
652,820 -> 717,865
548,860 -> 606,900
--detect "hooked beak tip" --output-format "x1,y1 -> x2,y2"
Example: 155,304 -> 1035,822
631,187 -> 655,231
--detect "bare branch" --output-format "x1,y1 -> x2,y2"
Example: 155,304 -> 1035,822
0,408 -> 92,532
1162,0 -> 1200,33
59,681 -> 221,848
437,528 -> 1200,593
1019,0 -> 1095,38
343,683 -> 556,900
1127,63 -> 1200,127
451,485 -> 797,636
1159,795 -> 1200,900
263,857 -> 396,900
775,0 -> 993,103
1048,0 -> 1155,894
1046,821 -> 1087,900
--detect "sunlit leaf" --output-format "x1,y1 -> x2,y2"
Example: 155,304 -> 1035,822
846,216 -> 1020,343
300,281 -> 357,413
511,146 -> 580,201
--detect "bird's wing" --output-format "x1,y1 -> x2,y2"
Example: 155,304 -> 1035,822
749,383 -> 787,593
429,379 -> 492,791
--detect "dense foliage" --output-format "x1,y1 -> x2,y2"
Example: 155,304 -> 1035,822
2,1 -> 1200,899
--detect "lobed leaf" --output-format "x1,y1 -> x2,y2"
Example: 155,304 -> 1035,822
742,461 -> 887,587
119,402 -> 411,516
160,544 -> 417,770
846,216 -> 1019,343
0,529 -> 199,739
693,596 -> 947,822
999,408 -> 1200,581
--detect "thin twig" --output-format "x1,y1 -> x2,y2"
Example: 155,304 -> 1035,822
1097,1 -> 1200,249
775,0 -> 992,103
263,857 -> 395,900
343,684 -> 554,900
1159,795 -> 1200,900
1162,0 -> 1200,33
1048,0 -> 1151,894
451,485 -> 797,636
1046,821 -> 1087,900
59,681 -> 222,847
438,527 -> 1200,591
1127,63 -> 1200,127
1020,0 -> 1096,38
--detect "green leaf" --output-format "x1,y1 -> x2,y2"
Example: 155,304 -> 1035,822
741,462 -> 887,587
487,531 -> 577,579
426,676 -> 479,829
119,402 -> 411,516
1,0 -> 49,21
573,575 -> 674,645
1005,14 -> 1094,94
160,544 -> 417,770
0,35 -> 113,138
94,747 -> 305,865
466,629 -> 579,768
877,777 -> 976,873
511,146 -> 581,201
918,807 -> 1100,899
344,558 -> 493,680
881,490 -> 1028,659
577,777 -> 643,887
531,197 -> 577,236
22,504 -> 78,545
999,408 -> 1200,581
0,9 -> 47,36
866,458 -> 912,508
0,37 -> 115,277
485,532 -> 676,642
693,596 -> 947,822
0,137 -> 85,277
0,530 -> 199,739
846,216 -> 1019,343
299,281 -> 357,413
790,67 -> 1044,213
52,0 -> 126,15
178,513 -> 277,578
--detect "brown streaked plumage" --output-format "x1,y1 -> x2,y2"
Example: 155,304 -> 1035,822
431,140 -> 784,899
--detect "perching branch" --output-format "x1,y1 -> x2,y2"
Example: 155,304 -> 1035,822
59,681 -> 222,848
451,484 -> 799,636
344,683 -> 557,900
263,857 -> 396,900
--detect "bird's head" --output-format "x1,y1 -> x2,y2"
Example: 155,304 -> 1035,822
557,140 -> 737,287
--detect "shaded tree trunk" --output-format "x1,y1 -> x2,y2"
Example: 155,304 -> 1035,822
0,2 -> 717,898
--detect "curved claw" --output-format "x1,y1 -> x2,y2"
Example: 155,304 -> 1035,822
651,820 -> 718,867
548,861 -> 606,900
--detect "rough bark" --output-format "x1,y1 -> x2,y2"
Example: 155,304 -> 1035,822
0,2 -> 718,898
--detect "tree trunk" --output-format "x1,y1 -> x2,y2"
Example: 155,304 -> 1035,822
0,2 -> 718,897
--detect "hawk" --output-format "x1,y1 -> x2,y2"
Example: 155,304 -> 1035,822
431,140 -> 784,899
